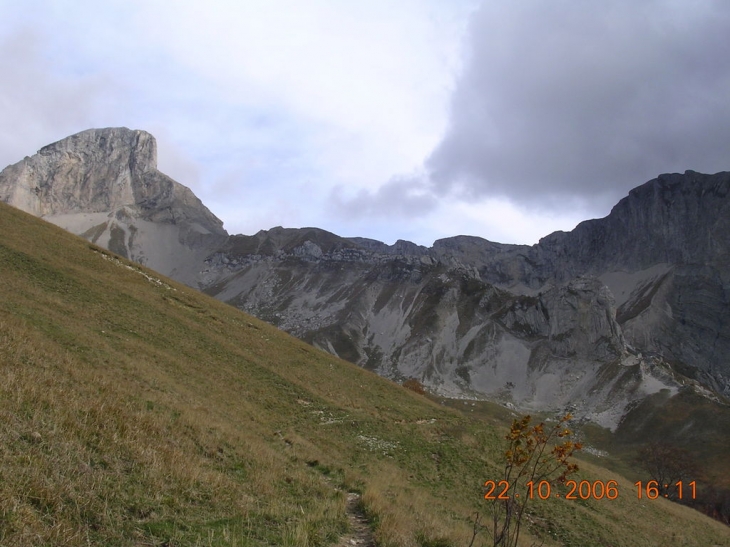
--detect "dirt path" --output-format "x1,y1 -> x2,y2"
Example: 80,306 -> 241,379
335,492 -> 376,547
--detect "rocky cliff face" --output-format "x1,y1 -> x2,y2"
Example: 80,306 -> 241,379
0,128 -> 227,284
197,227 -> 684,428
1,128 -> 727,429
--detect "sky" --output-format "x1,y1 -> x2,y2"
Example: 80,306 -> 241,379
1,1 -> 729,246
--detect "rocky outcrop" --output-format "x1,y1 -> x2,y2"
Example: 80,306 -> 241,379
490,171 -> 730,397
0,128 -> 228,283
538,171 -> 730,275
1,128 -> 727,428
0,128 -> 153,216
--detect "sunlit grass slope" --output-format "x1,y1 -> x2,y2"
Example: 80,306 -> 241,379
1,201 -> 728,547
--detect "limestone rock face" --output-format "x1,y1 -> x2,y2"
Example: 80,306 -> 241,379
550,171 -> 730,272
0,128 -> 227,283
497,277 -> 625,362
0,128 -> 151,216
198,233 -> 664,429
0,127 -> 225,231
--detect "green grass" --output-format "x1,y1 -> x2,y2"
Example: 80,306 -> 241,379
0,201 -> 728,546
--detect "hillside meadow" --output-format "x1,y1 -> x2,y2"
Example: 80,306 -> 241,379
1,201 -> 728,546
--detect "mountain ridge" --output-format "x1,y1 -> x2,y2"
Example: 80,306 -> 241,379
1,127 -> 728,428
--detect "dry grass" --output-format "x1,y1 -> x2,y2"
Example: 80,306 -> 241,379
0,200 -> 728,546
0,318 -> 345,546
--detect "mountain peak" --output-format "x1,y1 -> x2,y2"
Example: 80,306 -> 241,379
1,127 -> 155,216
0,127 -> 224,232
0,128 -> 227,283
40,127 -> 156,167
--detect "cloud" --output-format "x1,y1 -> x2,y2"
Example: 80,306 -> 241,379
114,0 -> 477,240
329,172 -> 438,220
131,0 -> 469,190
0,28 -> 109,169
148,125 -> 202,191
426,0 -> 730,213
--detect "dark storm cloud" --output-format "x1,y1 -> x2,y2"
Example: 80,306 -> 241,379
427,1 -> 730,211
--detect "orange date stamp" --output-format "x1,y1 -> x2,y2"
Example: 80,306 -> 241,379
484,479 -> 697,501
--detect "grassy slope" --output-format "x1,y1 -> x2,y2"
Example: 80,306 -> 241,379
0,201 -> 728,547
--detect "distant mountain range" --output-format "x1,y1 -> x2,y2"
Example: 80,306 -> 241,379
2,127 -> 728,430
